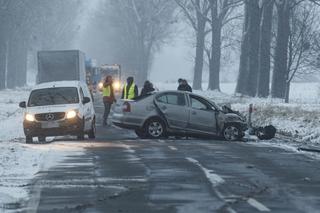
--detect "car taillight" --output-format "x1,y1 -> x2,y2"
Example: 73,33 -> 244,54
123,102 -> 131,112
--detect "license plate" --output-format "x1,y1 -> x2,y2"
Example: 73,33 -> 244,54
41,122 -> 59,128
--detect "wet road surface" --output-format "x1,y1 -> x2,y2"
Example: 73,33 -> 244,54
18,100 -> 320,212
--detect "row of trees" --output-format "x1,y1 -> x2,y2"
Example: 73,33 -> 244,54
0,0 -> 83,90
236,0 -> 320,102
173,0 -> 320,102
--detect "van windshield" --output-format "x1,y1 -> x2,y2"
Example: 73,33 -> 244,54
28,87 -> 79,107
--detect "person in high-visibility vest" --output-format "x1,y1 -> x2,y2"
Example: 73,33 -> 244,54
102,75 -> 116,126
121,76 -> 138,100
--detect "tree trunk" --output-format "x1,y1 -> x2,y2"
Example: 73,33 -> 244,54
272,0 -> 290,98
236,0 -> 250,95
246,0 -> 261,97
0,40 -> 6,90
257,0 -> 274,97
193,13 -> 206,90
208,0 -> 221,91
284,80 -> 290,103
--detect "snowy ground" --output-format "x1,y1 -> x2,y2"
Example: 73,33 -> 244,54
0,89 -> 86,209
0,82 -> 320,209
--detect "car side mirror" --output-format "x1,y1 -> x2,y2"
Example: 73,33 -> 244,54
82,97 -> 91,104
19,101 -> 26,108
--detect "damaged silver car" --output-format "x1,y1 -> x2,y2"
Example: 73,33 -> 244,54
112,91 -> 247,141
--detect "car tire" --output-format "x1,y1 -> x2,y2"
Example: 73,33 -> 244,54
223,124 -> 242,141
135,128 -> 147,139
38,136 -> 46,143
88,119 -> 96,139
26,136 -> 33,144
145,118 -> 167,139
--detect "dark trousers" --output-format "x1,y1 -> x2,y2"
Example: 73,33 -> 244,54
103,101 -> 112,124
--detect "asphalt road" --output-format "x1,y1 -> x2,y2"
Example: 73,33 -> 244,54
20,99 -> 320,213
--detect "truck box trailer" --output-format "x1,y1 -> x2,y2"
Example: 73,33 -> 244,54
37,50 -> 86,84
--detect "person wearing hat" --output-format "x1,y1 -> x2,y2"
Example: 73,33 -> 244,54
121,76 -> 138,99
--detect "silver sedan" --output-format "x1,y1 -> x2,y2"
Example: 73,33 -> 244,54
112,91 -> 247,141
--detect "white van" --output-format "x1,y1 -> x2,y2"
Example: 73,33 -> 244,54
19,81 -> 96,143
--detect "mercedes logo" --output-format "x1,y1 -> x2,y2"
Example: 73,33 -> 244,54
45,113 -> 55,121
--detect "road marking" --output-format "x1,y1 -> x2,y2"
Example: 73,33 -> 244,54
168,146 -> 177,151
186,157 -> 225,187
247,198 -> 270,212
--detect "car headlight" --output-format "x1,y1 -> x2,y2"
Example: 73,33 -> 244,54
25,113 -> 35,122
113,81 -> 121,90
66,110 -> 77,119
98,82 -> 103,89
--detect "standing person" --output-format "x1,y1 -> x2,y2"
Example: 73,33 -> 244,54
183,79 -> 192,92
177,78 -> 183,90
177,79 -> 192,92
102,75 -> 116,126
140,80 -> 155,96
122,76 -> 138,99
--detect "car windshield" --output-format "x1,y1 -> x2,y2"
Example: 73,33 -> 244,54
28,87 -> 79,107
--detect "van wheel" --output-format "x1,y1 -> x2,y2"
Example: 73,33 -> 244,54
26,136 -> 33,144
145,118 -> 166,139
135,129 -> 147,139
223,124 -> 242,141
88,119 -> 96,139
38,136 -> 46,143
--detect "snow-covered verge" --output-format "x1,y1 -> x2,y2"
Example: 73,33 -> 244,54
155,82 -> 320,146
0,89 -> 85,210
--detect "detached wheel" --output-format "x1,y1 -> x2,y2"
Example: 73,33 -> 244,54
135,128 -> 147,139
26,136 -> 33,144
88,119 -> 96,139
223,124 -> 242,141
145,118 -> 166,139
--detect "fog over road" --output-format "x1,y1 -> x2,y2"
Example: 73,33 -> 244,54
22,100 -> 320,213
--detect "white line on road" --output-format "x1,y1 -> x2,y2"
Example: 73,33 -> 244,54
168,146 -> 178,151
247,198 -> 270,212
186,157 -> 225,187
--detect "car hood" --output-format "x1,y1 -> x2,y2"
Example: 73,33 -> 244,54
26,104 -> 80,114
224,113 -> 246,122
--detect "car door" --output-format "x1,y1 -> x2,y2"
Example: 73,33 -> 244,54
187,95 -> 217,134
155,92 -> 188,129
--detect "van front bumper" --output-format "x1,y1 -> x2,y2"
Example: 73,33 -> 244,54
23,117 -> 83,137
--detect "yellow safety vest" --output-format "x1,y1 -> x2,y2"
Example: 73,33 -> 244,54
124,83 -> 135,99
102,85 -> 111,97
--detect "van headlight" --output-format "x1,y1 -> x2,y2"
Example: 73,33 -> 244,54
66,110 -> 77,119
25,114 -> 35,122
98,82 -> 103,89
113,81 -> 121,90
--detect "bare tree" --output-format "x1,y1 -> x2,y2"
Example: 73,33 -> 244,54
257,0 -> 274,97
235,0 -> 261,96
104,0 -> 177,85
206,0 -> 242,91
284,3 -> 319,103
175,0 -> 210,90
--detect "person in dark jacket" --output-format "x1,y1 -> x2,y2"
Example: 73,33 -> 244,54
121,76 -> 138,99
177,79 -> 192,92
140,80 -> 155,96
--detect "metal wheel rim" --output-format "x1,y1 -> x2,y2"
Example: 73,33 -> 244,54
148,121 -> 163,137
224,126 -> 239,141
